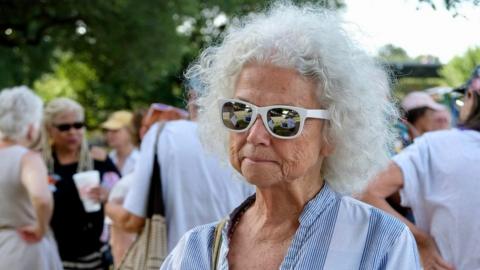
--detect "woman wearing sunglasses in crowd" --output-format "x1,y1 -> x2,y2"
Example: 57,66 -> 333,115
161,3 -> 420,270
0,87 -> 62,270
41,97 -> 120,270
361,66 -> 480,270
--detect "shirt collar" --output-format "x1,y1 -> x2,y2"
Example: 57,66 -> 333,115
226,181 -> 339,233
298,182 -> 339,227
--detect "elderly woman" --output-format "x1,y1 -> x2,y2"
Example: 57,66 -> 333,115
42,97 -> 120,270
0,86 -> 62,269
161,4 -> 420,270
361,66 -> 480,269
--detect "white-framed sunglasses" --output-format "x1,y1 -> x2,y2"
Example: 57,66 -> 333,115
218,98 -> 330,139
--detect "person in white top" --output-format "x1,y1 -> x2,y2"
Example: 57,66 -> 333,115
401,91 -> 448,140
361,65 -> 480,270
105,86 -> 254,254
101,110 -> 140,176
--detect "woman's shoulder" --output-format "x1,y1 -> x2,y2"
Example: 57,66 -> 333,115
412,128 -> 478,153
339,196 -> 405,227
178,221 -> 218,247
162,120 -> 197,137
334,196 -> 408,246
419,128 -> 469,143
161,222 -> 219,270
0,144 -> 29,157
321,196 -> 418,268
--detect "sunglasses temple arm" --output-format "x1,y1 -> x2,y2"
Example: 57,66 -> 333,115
306,110 -> 330,120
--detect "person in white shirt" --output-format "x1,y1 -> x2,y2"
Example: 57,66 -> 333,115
101,110 -> 140,176
100,110 -> 140,266
361,65 -> 480,270
105,87 -> 254,255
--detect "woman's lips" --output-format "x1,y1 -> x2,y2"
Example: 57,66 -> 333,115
243,157 -> 277,164
66,138 -> 80,144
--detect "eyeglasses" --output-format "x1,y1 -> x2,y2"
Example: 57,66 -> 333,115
218,98 -> 330,139
54,122 -> 85,132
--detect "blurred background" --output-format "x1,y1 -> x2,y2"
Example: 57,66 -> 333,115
1,0 -> 479,128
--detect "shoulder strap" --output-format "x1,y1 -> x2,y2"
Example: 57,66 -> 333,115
147,122 -> 166,217
211,218 -> 227,270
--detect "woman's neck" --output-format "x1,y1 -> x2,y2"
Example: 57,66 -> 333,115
251,177 -> 324,226
55,146 -> 79,164
115,143 -> 134,160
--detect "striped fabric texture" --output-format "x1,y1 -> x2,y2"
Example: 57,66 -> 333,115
161,184 -> 421,270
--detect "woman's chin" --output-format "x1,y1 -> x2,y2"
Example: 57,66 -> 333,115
241,166 -> 280,188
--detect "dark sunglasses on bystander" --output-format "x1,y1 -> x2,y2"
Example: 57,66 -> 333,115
54,122 -> 85,132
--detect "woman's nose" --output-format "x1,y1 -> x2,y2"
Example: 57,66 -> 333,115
246,115 -> 271,145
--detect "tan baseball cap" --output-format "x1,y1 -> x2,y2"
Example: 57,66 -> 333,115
401,91 -> 445,112
101,110 -> 133,130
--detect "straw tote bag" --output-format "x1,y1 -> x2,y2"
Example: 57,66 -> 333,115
118,123 -> 167,270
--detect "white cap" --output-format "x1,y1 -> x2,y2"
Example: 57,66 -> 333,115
401,91 -> 445,112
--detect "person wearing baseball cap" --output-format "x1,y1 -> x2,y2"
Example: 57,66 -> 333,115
102,110 -> 139,176
400,91 -> 449,140
361,65 -> 480,269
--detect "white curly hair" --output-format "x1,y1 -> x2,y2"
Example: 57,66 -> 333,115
186,2 -> 398,194
0,86 -> 43,142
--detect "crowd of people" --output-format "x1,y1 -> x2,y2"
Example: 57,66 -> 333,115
0,2 -> 479,270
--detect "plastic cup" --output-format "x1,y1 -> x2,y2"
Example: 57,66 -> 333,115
73,170 -> 101,212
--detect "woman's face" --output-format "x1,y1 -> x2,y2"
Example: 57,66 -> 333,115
229,64 -> 332,188
48,110 -> 84,153
105,127 -> 132,149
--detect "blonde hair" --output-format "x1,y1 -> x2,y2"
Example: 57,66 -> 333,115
42,97 -> 93,173
186,3 -> 398,194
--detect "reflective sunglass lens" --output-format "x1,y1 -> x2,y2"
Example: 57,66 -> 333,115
267,108 -> 301,137
221,101 -> 253,130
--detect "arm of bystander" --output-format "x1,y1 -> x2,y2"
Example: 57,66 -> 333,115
17,151 -> 53,243
360,162 -> 455,270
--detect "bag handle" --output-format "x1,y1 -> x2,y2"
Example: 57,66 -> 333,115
147,122 -> 166,217
211,218 -> 227,270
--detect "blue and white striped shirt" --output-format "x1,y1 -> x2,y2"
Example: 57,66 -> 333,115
161,184 -> 421,269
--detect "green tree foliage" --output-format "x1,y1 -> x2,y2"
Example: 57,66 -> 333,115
377,44 -> 444,97
34,51 -> 97,102
378,44 -> 412,63
378,44 -> 440,64
439,46 -> 480,87
0,0 -> 344,127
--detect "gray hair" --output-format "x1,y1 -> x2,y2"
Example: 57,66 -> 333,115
41,97 -> 93,173
186,3 -> 398,194
0,86 -> 43,142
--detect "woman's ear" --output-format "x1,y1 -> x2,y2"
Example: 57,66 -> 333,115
319,122 -> 335,157
25,124 -> 36,142
320,138 -> 335,157
25,123 -> 41,149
